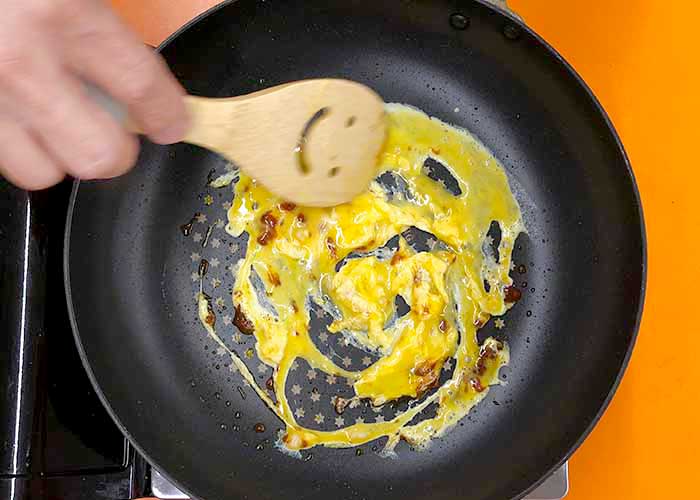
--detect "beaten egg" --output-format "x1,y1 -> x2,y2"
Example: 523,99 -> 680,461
198,103 -> 523,454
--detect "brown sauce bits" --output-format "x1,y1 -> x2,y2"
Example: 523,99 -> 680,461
204,311 -> 216,327
233,305 -> 255,334
390,251 -> 405,266
469,377 -> 485,393
333,396 -> 350,415
279,201 -> 296,211
414,360 -> 436,377
282,433 -> 308,449
198,258 -> 209,277
260,211 -> 277,227
503,285 -> 522,303
473,312 -> 490,329
474,345 -> 497,376
413,360 -> 441,396
474,342 -> 503,377
203,297 -> 216,327
267,269 -> 281,287
257,228 -> 276,245
326,237 -> 337,260
257,211 -> 278,245
180,213 -> 199,236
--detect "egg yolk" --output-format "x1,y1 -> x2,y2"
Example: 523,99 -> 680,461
198,103 -> 523,454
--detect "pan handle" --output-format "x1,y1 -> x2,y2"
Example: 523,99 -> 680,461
83,82 -> 129,125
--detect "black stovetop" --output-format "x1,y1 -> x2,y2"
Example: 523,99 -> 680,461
1,179 -> 150,500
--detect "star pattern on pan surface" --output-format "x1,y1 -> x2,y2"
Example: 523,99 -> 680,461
183,165 -> 519,440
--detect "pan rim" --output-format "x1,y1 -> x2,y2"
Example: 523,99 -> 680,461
488,3 -> 648,499
63,1 -> 647,499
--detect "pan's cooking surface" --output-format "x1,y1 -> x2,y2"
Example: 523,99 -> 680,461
65,1 -> 645,500
187,100 -> 530,456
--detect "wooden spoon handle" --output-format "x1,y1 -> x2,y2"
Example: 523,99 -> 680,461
85,79 -> 386,206
85,85 -> 239,155
180,96 -> 236,154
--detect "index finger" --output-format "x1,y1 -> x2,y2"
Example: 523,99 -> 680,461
61,0 -> 189,144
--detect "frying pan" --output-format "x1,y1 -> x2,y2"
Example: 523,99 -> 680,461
64,1 -> 646,499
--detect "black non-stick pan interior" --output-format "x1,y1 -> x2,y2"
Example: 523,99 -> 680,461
65,1 -> 645,500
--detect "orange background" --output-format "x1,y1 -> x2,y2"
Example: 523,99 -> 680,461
109,1 -> 700,499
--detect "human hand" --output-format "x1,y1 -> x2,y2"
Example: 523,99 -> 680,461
0,0 -> 189,190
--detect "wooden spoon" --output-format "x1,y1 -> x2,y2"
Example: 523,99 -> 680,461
88,79 -> 387,207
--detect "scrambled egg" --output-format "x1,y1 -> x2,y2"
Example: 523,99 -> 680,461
199,104 -> 523,453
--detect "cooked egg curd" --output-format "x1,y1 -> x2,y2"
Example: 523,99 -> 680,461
198,104 -> 523,454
